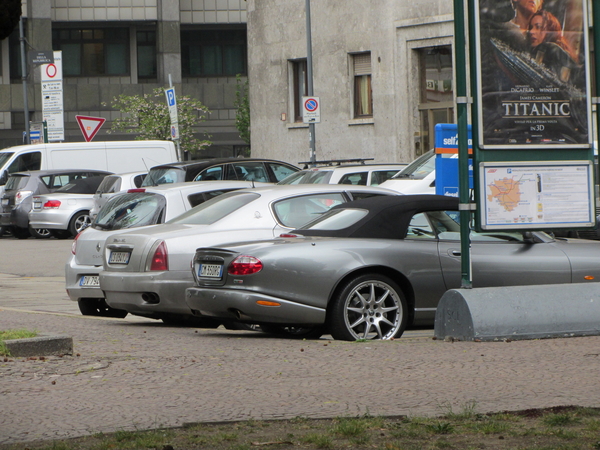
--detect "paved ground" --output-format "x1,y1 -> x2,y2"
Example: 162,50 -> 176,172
1,237 -> 600,446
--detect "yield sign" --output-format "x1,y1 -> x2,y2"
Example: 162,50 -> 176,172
75,115 -> 106,142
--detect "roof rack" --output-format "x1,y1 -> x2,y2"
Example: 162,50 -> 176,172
298,158 -> 375,169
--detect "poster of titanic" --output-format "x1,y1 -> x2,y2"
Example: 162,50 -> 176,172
475,0 -> 591,148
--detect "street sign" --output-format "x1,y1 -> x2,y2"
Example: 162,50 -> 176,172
75,115 -> 106,142
302,96 -> 320,123
28,51 -> 54,66
164,87 -> 179,140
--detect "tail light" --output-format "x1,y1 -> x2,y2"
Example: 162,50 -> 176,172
127,188 -> 146,193
15,190 -> 33,205
43,200 -> 62,209
71,231 -> 82,255
149,241 -> 168,271
228,255 -> 263,275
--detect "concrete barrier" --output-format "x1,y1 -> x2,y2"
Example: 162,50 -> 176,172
4,334 -> 73,357
434,283 -> 600,341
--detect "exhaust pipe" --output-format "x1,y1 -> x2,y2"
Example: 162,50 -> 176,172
141,292 -> 160,304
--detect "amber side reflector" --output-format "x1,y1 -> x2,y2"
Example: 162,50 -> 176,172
256,300 -> 281,307
584,275 -> 595,280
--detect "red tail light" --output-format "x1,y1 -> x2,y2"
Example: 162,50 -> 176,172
43,200 -> 61,209
71,231 -> 82,255
228,255 -> 263,275
149,241 -> 168,271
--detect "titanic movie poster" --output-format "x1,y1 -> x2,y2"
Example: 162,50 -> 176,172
475,0 -> 591,148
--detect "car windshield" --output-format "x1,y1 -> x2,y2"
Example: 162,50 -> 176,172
168,191 -> 260,225
0,152 -> 14,170
390,150 -> 435,180
299,208 -> 369,230
96,176 -> 121,194
5,174 -> 29,191
142,167 -> 185,186
94,192 -> 166,230
277,170 -> 333,185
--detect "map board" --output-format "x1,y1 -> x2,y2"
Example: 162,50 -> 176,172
479,161 -> 595,230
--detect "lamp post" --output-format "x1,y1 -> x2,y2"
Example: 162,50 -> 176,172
305,0 -> 316,166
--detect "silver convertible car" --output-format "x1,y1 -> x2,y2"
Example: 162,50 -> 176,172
99,184 -> 397,326
185,195 -> 600,341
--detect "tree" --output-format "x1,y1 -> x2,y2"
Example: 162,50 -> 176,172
234,74 -> 251,147
0,0 -> 21,41
106,88 -> 211,158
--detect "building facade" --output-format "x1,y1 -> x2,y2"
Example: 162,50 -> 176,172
246,0 -> 596,166
0,0 -> 248,157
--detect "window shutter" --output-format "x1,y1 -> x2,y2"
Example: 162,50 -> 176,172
353,53 -> 371,76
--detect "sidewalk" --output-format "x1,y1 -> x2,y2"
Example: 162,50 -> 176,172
1,285 -> 600,446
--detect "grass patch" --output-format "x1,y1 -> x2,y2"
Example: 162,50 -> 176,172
2,407 -> 600,450
0,328 -> 38,356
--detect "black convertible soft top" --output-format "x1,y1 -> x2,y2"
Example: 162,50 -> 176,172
294,194 -> 460,239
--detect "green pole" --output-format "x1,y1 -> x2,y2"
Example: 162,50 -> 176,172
453,0 -> 472,288
592,2 -> 600,185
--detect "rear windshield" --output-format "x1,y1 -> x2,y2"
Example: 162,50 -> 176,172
93,192 -> 166,230
142,167 -> 186,186
55,176 -> 106,194
5,174 -> 29,191
168,191 -> 260,225
277,170 -> 333,185
96,176 -> 121,194
390,150 -> 435,180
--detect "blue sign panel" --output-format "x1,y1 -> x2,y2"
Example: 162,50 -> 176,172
434,124 -> 473,196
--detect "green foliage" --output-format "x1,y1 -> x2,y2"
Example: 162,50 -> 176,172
0,0 -> 21,41
106,88 -> 211,158
234,74 -> 251,146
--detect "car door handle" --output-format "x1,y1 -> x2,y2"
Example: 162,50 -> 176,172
448,249 -> 461,257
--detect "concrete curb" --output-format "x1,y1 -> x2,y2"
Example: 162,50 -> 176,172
4,334 -> 73,357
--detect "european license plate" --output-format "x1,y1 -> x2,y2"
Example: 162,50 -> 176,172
109,251 -> 130,264
79,275 -> 100,287
199,263 -> 223,278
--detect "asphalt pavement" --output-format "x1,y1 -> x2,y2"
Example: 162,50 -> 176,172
1,236 -> 600,446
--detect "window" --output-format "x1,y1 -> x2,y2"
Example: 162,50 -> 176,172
8,26 -> 21,81
417,46 -> 454,156
273,193 -> 345,228
291,59 -> 307,122
7,152 -> 41,173
353,52 -> 373,118
137,30 -> 157,79
181,28 -> 247,77
267,162 -> 298,182
52,27 -> 130,76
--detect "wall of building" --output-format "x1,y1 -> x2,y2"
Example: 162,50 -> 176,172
0,0 -> 247,157
246,0 -> 454,165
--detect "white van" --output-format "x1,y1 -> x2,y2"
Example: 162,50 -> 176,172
0,140 -> 177,197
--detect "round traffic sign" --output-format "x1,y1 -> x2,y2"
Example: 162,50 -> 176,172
45,64 -> 57,78
304,98 -> 318,112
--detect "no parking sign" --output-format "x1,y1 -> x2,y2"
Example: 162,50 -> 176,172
302,96 -> 320,123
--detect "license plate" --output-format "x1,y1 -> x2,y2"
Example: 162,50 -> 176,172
109,251 -> 130,264
79,275 -> 100,287
199,263 -> 223,278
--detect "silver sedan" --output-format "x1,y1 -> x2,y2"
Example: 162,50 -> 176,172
185,195 -> 600,340
99,184 -> 398,325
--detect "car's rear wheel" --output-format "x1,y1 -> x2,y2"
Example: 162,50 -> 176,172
78,298 -> 128,318
259,324 -> 325,339
11,226 -> 31,239
329,273 -> 407,341
69,211 -> 92,236
29,227 -> 51,239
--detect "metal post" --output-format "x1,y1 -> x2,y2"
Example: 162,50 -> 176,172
453,0 -> 472,288
305,0 -> 316,167
592,2 -> 600,189
168,74 -> 182,161
19,17 -> 30,145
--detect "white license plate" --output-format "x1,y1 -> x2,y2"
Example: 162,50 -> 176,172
79,275 -> 100,287
109,251 -> 130,264
199,263 -> 223,278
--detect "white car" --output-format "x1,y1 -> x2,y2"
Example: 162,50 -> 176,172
380,150 -> 438,194
66,180 -> 267,318
279,162 -> 406,186
98,184 -> 399,326
90,171 -> 147,219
